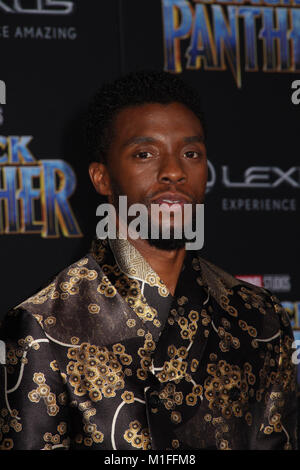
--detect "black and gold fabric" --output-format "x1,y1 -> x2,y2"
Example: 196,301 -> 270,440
0,238 -> 297,450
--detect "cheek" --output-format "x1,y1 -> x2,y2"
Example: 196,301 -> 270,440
191,162 -> 207,183
124,168 -> 156,192
109,170 -> 152,203
191,165 -> 208,199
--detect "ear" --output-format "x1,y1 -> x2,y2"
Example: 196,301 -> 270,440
89,162 -> 112,196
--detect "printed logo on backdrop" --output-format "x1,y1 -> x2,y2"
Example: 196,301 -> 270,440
236,274 -> 291,292
206,160 -> 298,211
0,136 -> 82,237
162,0 -> 300,87
0,0 -> 74,15
0,1 -> 76,40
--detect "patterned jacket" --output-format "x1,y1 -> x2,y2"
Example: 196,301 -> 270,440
0,238 -> 297,450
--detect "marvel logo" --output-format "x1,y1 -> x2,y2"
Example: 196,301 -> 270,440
263,275 -> 291,293
236,274 -> 291,293
236,275 -> 263,287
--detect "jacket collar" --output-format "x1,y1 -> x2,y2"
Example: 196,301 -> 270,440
94,236 -> 242,313
108,237 -> 169,296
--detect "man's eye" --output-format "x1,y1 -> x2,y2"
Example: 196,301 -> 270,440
184,151 -> 201,159
134,151 -> 152,159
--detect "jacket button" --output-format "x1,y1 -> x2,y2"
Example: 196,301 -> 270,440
149,394 -> 160,408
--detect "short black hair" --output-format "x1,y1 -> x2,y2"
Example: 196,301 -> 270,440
86,70 -> 205,164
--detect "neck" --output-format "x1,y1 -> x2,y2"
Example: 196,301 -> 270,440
127,236 -> 186,296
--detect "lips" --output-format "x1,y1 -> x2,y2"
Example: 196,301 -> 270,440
151,192 -> 191,206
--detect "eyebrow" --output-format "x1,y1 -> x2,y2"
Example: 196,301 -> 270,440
123,136 -> 155,147
123,134 -> 205,147
183,135 -> 205,144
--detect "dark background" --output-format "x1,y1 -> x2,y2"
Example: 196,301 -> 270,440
0,0 -> 299,446
0,1 -> 299,338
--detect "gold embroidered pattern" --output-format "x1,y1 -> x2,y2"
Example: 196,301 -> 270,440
159,383 -> 183,410
204,360 -> 253,419
137,333 -> 156,381
66,343 -> 126,402
124,420 -> 151,449
28,373 -> 59,416
115,276 -> 159,323
42,422 -> 69,450
0,407 -> 22,445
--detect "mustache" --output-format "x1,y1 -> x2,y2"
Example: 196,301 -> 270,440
109,181 -> 201,207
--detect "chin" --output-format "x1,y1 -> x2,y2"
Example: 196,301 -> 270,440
145,216 -> 196,251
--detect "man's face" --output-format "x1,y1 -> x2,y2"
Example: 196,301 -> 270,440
90,102 -> 207,248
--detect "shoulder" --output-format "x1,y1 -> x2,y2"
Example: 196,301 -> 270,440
0,253 -> 106,346
10,253 -> 101,321
197,256 -> 292,337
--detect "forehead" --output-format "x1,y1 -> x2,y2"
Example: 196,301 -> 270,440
112,102 -> 204,142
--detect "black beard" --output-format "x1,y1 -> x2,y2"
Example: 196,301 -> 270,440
143,212 -> 197,251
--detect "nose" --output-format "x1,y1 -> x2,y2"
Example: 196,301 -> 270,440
157,154 -> 187,184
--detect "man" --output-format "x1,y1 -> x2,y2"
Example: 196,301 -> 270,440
0,71 -> 297,450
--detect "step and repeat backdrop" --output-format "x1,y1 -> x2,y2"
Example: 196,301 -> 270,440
0,0 -> 299,397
